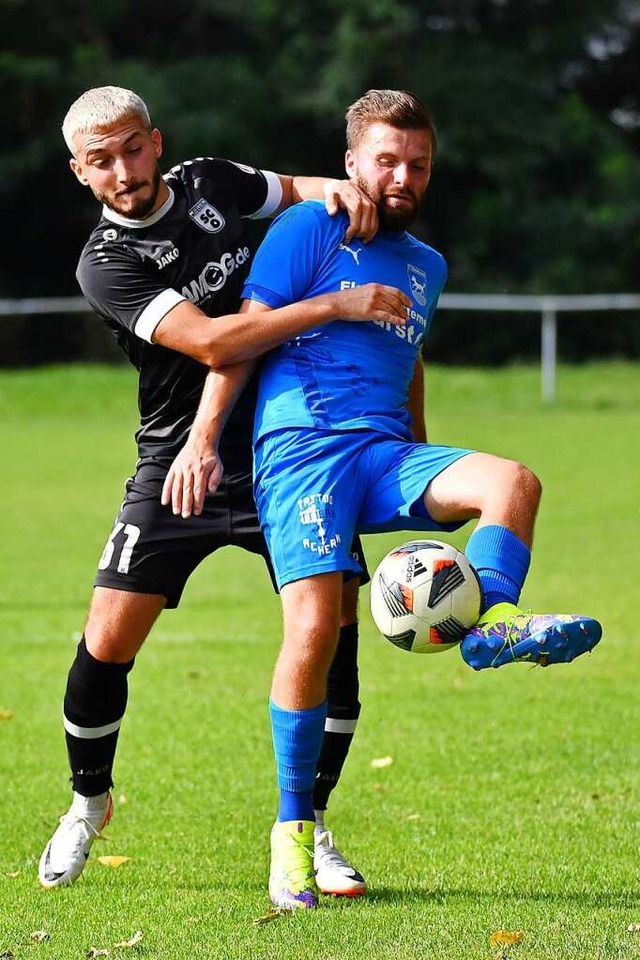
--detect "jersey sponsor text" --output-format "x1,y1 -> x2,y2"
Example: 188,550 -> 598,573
181,246 -> 251,303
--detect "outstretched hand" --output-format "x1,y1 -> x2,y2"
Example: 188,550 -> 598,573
161,442 -> 223,519
336,282 -> 412,326
324,179 -> 378,243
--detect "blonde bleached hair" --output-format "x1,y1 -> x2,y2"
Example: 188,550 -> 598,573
62,86 -> 152,156
345,89 -> 437,154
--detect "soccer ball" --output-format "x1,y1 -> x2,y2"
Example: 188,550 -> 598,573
369,540 -> 482,654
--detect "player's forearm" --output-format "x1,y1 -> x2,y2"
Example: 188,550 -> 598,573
153,296 -> 339,367
153,285 -> 408,368
291,176 -> 336,203
202,294 -> 344,367
408,358 -> 427,443
278,175 -> 334,206
189,359 -> 257,449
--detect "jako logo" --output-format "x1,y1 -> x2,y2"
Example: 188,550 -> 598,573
156,247 -> 179,270
181,246 -> 250,303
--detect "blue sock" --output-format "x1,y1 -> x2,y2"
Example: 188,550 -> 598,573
466,525 -> 531,612
270,699 -> 327,823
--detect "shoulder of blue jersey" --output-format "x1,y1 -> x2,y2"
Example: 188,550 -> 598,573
272,198 -> 346,228
265,199 -> 346,251
405,232 -> 448,286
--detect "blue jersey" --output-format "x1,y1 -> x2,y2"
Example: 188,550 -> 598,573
243,200 -> 448,443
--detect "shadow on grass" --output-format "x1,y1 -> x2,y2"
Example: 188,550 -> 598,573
187,876 -> 640,913
365,885 -> 640,910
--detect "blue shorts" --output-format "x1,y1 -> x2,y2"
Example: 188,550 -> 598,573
254,428 -> 473,588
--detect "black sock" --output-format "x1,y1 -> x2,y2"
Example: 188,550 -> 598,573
63,636 -> 135,796
313,622 -> 361,813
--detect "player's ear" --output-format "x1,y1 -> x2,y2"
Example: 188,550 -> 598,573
151,128 -> 163,159
345,150 -> 356,179
69,158 -> 89,186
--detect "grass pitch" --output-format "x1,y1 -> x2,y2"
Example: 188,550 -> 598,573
0,361 -> 639,959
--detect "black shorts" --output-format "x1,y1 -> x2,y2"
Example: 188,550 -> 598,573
94,461 -> 368,608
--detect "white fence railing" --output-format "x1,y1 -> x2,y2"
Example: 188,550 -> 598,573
440,293 -> 640,401
1,293 -> 639,402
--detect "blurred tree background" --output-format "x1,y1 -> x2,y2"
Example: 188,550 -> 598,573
1,0 -> 639,363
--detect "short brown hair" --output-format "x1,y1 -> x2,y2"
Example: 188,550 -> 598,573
345,89 -> 436,153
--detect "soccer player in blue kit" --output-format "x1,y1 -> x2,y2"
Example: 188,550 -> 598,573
169,89 -> 602,909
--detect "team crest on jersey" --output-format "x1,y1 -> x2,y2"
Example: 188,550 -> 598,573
188,199 -> 226,234
407,264 -> 427,306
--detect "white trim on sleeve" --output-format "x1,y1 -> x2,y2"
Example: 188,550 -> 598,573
134,289 -> 186,342
246,170 -> 283,220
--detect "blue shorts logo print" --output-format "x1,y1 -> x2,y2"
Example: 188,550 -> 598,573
298,494 -> 341,557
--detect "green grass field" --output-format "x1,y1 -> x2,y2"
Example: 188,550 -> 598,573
1,361 -> 639,960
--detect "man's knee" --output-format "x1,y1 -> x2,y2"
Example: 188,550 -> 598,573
506,460 -> 542,509
85,588 -> 165,663
281,574 -> 343,643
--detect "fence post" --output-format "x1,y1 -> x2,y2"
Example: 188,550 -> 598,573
541,303 -> 557,402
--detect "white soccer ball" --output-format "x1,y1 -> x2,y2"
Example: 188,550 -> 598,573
369,540 -> 482,654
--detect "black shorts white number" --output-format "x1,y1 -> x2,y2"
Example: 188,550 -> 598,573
94,461 -> 369,608
98,522 -> 142,575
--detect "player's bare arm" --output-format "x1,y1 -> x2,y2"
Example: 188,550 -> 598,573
277,175 -> 378,243
162,284 -> 410,518
161,358 -> 257,518
151,283 -> 410,367
162,284 -> 399,516
407,357 -> 427,443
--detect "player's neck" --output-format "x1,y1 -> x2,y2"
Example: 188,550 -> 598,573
102,183 -> 175,228
151,178 -> 171,214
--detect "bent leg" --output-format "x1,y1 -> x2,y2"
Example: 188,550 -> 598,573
425,452 -> 540,610
425,451 -> 541,546
424,453 -> 601,669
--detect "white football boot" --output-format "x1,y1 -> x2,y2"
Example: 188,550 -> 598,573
314,827 -> 367,897
39,791 -> 113,888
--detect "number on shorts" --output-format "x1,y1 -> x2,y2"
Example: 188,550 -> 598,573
98,522 -> 141,575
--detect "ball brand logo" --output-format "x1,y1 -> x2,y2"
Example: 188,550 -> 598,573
188,199 -> 226,234
181,246 -> 251,303
406,555 -> 428,582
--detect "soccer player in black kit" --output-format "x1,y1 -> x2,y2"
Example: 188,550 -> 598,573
38,86 -> 410,894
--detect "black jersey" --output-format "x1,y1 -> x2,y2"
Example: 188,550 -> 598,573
76,157 -> 282,473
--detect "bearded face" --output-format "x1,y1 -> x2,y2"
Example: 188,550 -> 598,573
71,121 -> 167,220
97,164 -> 163,219
355,172 -> 421,231
346,122 -> 433,232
